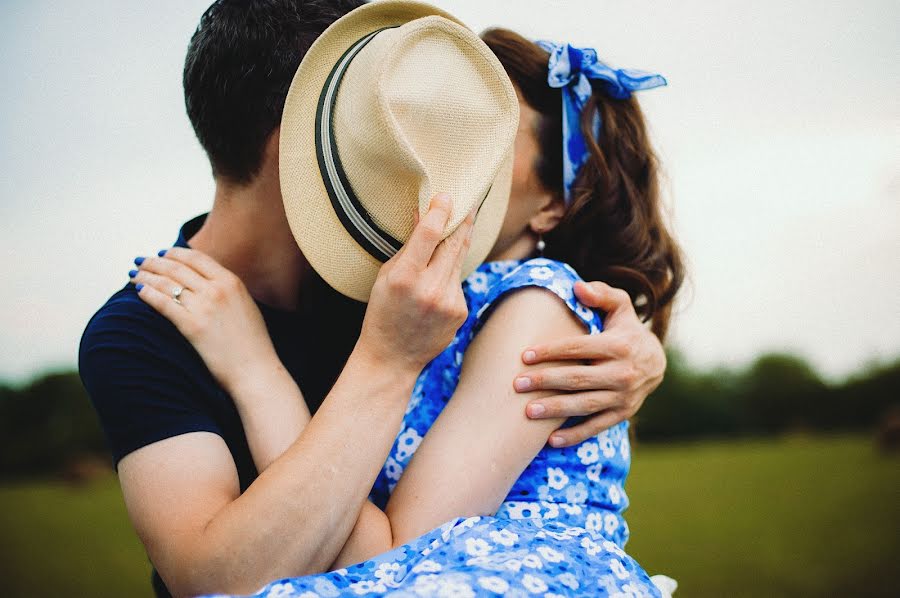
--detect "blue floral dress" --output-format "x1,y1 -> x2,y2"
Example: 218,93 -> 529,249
211,259 -> 664,598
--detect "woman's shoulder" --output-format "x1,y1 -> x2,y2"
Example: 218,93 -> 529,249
504,257 -> 583,291
470,258 -> 602,334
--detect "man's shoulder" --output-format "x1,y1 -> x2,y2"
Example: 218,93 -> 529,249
78,284 -> 230,468
80,284 -> 188,363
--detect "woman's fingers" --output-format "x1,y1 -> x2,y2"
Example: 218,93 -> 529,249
450,208 -> 477,280
134,255 -> 209,294
133,281 -> 189,324
130,269 -> 191,306
547,408 -> 626,448
403,193 -> 453,269
158,246 -> 228,281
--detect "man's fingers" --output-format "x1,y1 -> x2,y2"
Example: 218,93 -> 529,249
515,361 -> 638,394
522,333 -> 631,365
525,391 -> 618,420
403,193 -> 452,269
547,409 -> 626,448
574,281 -> 636,317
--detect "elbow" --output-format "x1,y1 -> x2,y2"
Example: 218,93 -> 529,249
159,543 -> 302,598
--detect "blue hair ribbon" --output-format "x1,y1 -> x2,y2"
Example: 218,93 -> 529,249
536,40 -> 667,204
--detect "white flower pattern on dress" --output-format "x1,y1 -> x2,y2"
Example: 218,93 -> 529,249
412,559 -> 442,573
465,537 -> 492,557
537,546 -> 564,563
577,441 -> 600,464
467,271 -> 489,294
478,575 -> 510,594
566,481 -> 588,504
395,427 -> 422,462
529,266 -> 555,281
547,467 -> 569,490
384,457 -> 402,481
489,529 -> 518,547
522,573 -> 549,593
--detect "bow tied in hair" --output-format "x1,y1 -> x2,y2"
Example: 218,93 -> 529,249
536,40 -> 667,204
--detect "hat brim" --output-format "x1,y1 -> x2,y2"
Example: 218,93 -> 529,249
280,0 -> 512,302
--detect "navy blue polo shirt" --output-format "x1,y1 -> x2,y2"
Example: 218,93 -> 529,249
79,215 -> 367,489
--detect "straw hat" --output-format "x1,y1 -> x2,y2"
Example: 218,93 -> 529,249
279,0 -> 519,302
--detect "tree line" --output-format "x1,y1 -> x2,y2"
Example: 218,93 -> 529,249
1,352 -> 898,477
635,351 -> 899,442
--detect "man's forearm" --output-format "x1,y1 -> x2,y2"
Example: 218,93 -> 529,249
172,346 -> 416,596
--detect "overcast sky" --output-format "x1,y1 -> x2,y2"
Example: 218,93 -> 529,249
1,0 -> 898,383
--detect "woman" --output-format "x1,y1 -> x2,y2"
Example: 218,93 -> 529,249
132,28 -> 683,597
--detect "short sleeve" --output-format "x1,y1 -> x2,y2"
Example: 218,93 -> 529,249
79,289 -> 224,467
474,258 -> 604,335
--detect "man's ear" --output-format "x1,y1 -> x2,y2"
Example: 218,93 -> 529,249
529,194 -> 566,235
266,128 -> 281,160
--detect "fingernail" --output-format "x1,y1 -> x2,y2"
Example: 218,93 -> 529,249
157,249 -> 168,257
135,283 -> 144,292
527,404 -> 546,418
514,377 -> 532,392
549,435 -> 565,448
128,269 -> 138,278
134,257 -> 145,266
523,350 -> 537,364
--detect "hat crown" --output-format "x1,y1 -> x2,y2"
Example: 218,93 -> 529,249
280,0 -> 518,301
332,16 -> 519,243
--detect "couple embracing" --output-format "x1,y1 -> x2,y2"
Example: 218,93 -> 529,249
80,1 -> 684,596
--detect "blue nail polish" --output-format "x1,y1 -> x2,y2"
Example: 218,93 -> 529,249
158,249 -> 168,257
135,283 -> 144,292
128,269 -> 138,278
134,257 -> 145,266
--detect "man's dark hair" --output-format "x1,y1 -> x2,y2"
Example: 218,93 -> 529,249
184,0 -> 366,184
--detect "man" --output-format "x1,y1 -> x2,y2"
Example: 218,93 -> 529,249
79,1 -> 666,596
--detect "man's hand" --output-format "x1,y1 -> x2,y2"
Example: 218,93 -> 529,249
512,281 -> 666,447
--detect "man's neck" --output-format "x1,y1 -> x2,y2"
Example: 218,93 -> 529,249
188,172 -> 308,312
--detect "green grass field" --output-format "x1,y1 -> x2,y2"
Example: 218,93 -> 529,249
0,435 -> 897,597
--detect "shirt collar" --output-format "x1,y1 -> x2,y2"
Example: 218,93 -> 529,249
174,214 -> 208,248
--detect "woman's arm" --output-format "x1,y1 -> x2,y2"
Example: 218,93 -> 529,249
385,288 -> 582,542
332,287 -> 584,565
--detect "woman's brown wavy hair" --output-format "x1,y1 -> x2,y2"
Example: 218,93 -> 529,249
482,28 -> 685,341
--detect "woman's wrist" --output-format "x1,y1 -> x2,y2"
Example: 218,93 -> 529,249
345,341 -> 423,401
223,351 -> 295,406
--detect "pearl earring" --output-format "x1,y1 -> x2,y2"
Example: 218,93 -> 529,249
536,233 -> 546,255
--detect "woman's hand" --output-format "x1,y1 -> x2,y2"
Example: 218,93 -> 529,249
128,247 -> 282,397
356,193 -> 474,375
514,281 -> 666,447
